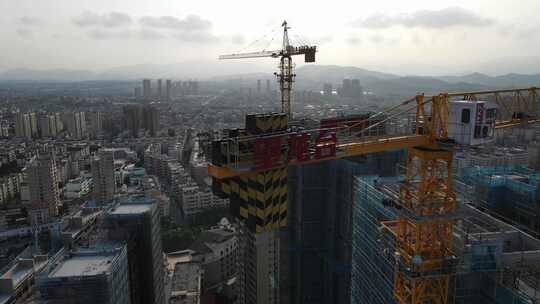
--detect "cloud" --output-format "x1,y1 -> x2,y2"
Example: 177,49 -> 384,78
20,16 -> 43,26
302,35 -> 333,45
346,36 -> 361,45
316,35 -> 333,44
73,11 -> 132,28
70,13 -> 226,44
410,34 -> 422,44
231,34 -> 245,44
139,14 -> 217,44
174,31 -> 220,44
369,34 -> 385,44
88,29 -> 132,40
138,29 -> 165,40
139,15 -> 211,31
499,25 -> 538,40
350,7 -> 494,29
16,28 -> 33,38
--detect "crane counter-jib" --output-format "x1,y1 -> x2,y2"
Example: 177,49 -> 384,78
208,134 -> 431,179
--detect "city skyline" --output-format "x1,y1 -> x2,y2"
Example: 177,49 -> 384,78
1,0 -> 540,75
1,2 -> 540,304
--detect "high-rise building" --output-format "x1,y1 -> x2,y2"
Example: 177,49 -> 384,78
91,149 -> 115,204
339,78 -> 363,99
323,83 -> 333,96
157,79 -> 162,98
174,81 -> 183,97
88,111 -> 103,139
166,80 -> 172,101
38,114 -> 58,138
37,115 -> 48,138
28,112 -> 38,138
104,197 -> 165,304
134,87 -> 142,98
266,79 -> 271,93
123,105 -> 159,137
257,79 -> 261,93
15,112 -> 32,139
54,112 -> 63,132
211,113 -> 288,304
283,150 -> 402,304
237,226 -> 280,304
143,79 -> 152,99
80,112 -> 87,136
123,105 -> 143,137
143,105 -> 159,137
186,80 -> 199,95
63,112 -> 86,139
37,244 -> 131,304
26,153 -> 61,216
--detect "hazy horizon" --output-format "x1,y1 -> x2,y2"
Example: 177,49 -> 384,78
1,0 -> 540,76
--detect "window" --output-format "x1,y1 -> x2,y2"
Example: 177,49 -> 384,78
486,109 -> 497,123
474,126 -> 481,138
461,109 -> 471,124
482,126 -> 489,138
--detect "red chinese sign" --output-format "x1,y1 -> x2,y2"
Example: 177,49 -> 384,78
254,136 -> 282,170
288,133 -> 310,163
315,132 -> 336,159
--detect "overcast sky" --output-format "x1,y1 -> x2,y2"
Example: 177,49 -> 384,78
1,0 -> 539,75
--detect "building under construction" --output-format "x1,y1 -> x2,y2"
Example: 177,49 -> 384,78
283,151 -> 402,304
458,165 -> 540,237
351,175 -> 540,304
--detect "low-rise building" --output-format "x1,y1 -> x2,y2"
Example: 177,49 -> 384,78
181,187 -> 228,219
28,202 -> 51,226
189,222 -> 238,291
166,252 -> 203,304
0,255 -> 49,303
63,177 -> 92,199
0,173 -> 23,205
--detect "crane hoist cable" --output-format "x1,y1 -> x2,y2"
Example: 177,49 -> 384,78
235,27 -> 279,54
218,95 -> 428,144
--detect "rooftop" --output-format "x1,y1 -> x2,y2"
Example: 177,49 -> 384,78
0,260 -> 33,288
47,245 -> 124,278
108,196 -> 156,215
110,204 -> 152,215
169,262 -> 201,304
188,229 -> 236,255
49,255 -> 113,278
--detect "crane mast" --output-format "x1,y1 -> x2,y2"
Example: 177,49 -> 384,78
219,20 -> 316,118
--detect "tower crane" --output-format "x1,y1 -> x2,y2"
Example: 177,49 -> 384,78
219,21 -> 316,118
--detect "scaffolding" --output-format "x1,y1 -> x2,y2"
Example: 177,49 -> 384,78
459,166 -> 540,235
351,175 -> 398,304
351,175 -> 540,304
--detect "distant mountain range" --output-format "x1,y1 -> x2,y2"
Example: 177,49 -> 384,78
0,61 -> 269,82
292,65 -> 540,96
1,63 -> 539,97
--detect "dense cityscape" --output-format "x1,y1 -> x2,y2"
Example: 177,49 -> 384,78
2,1 -> 540,304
